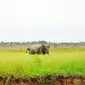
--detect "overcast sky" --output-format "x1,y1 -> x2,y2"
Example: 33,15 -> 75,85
0,0 -> 85,42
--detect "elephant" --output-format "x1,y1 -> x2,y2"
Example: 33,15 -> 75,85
26,44 -> 50,55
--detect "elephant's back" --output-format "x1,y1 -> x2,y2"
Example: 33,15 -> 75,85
28,44 -> 41,50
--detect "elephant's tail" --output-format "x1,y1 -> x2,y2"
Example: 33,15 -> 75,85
26,50 -> 28,53
26,48 -> 30,53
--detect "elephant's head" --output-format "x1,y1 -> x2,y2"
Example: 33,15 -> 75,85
39,44 -> 50,54
43,45 -> 50,54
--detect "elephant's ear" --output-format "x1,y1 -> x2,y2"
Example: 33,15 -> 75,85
38,44 -> 44,54
38,46 -> 42,54
41,44 -> 45,47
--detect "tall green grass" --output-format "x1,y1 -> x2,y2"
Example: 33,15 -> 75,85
0,49 -> 85,78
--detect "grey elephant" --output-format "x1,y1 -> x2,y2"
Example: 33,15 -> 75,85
26,44 -> 50,55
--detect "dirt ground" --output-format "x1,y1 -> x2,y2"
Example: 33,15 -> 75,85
0,75 -> 85,85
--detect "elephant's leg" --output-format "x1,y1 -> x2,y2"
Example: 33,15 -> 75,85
28,50 -> 32,54
26,50 -> 27,53
43,51 -> 46,54
29,52 -> 31,55
29,49 -> 36,54
47,50 -> 49,54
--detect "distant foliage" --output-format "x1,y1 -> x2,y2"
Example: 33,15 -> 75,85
0,41 -> 85,49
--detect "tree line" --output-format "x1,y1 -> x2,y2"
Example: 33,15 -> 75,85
0,41 -> 85,49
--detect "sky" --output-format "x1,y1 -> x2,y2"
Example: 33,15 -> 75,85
0,0 -> 85,42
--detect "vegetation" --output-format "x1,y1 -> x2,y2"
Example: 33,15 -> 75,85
0,48 -> 85,78
0,41 -> 85,50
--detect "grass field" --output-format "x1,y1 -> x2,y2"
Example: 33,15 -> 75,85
0,48 -> 85,78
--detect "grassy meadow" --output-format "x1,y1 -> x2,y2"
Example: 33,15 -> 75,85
0,48 -> 85,78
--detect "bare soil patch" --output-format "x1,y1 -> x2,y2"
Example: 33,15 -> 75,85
0,75 -> 85,85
